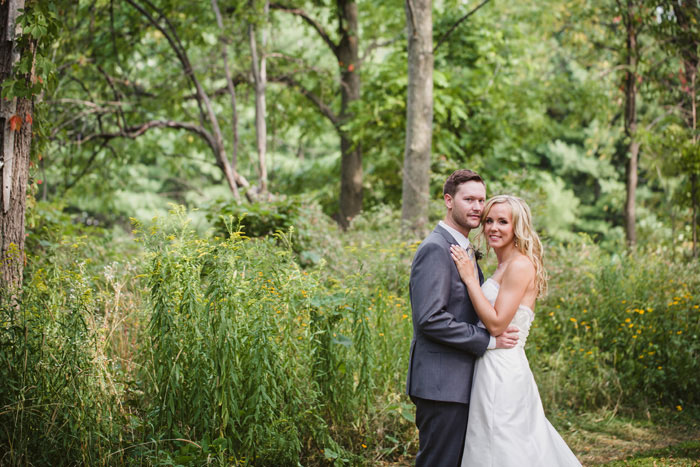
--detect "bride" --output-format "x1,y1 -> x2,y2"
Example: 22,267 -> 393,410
449,195 -> 581,466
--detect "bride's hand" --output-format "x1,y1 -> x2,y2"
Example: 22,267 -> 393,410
450,245 -> 479,285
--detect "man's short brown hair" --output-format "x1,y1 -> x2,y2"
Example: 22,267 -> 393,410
443,169 -> 485,197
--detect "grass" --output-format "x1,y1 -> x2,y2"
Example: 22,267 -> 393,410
561,409 -> 700,466
380,409 -> 700,466
598,441 -> 700,466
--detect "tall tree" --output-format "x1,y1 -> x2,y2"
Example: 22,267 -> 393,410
271,0 -> 362,228
401,0 -> 432,235
212,0 -> 242,197
649,2 -> 700,257
672,3 -> 700,258
249,0 -> 270,196
619,0 -> 645,248
0,0 -> 56,287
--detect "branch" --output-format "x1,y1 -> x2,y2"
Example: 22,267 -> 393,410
77,120 -> 218,152
360,33 -> 403,64
267,52 -> 332,76
433,0 -> 491,53
125,0 -> 207,125
64,139 -> 111,190
646,106 -> 678,132
405,0 -> 418,38
270,3 -> 338,55
270,75 -> 338,125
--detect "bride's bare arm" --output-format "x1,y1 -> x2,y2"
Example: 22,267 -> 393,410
450,246 -> 534,336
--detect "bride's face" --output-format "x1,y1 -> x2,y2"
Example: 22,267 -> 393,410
483,203 -> 515,249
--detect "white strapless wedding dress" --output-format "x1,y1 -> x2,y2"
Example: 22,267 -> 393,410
461,278 -> 581,466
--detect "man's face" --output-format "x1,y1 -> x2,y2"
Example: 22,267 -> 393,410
445,181 -> 486,231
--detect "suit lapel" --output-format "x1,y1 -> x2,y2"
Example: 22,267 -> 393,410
435,224 -> 485,286
434,224 -> 457,245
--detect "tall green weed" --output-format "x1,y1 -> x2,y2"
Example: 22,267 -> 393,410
530,237 -> 700,412
0,261 -> 123,465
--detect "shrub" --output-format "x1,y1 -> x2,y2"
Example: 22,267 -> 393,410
205,196 -> 340,267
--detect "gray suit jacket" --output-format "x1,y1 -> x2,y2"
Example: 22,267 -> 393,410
406,224 -> 490,404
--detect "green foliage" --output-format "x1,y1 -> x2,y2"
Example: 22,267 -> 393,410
0,259 -> 122,465
206,196 -> 301,238
138,210 -> 319,464
7,202 -> 700,465
130,206 -> 416,464
530,237 -> 700,412
1,0 -> 62,100
205,196 -> 340,266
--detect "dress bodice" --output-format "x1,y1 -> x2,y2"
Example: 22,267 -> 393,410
481,278 -> 534,348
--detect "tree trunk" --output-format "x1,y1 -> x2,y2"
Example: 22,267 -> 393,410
623,0 -> 639,248
336,0 -> 362,228
401,0 -> 433,237
0,0 -> 31,289
688,62 -> 697,259
692,173 -> 698,259
674,3 -> 699,258
211,0 -> 241,181
249,1 -> 269,196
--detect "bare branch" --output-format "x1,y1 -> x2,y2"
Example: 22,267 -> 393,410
64,139 -> 111,190
645,106 -> 678,131
78,120 -> 218,151
271,75 -> 338,125
124,0 -> 207,125
360,33 -> 403,64
433,0 -> 491,53
270,3 -> 338,55
267,52 -> 332,76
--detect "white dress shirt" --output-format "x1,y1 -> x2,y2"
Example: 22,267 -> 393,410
439,221 -> 496,350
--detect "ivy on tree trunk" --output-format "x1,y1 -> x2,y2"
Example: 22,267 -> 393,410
1,0 -> 35,289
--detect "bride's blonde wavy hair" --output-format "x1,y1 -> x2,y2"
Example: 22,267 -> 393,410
477,195 -> 548,297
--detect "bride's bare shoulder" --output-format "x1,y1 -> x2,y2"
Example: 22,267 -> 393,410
504,255 -> 535,281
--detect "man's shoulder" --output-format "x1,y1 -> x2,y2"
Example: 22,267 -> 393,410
413,228 -> 453,263
417,229 -> 449,251
418,225 -> 457,249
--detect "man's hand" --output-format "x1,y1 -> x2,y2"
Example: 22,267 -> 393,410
495,325 -> 520,349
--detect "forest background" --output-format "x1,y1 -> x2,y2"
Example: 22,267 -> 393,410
1,0 -> 700,465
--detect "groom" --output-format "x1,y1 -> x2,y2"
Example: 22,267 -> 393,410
406,169 -> 519,466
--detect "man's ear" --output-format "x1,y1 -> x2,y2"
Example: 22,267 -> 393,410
444,193 -> 453,210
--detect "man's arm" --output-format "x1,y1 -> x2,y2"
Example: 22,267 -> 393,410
410,242 -> 491,356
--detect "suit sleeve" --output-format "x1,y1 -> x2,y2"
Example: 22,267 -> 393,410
410,242 -> 490,356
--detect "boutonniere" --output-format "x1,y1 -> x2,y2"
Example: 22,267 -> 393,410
466,245 -> 483,261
